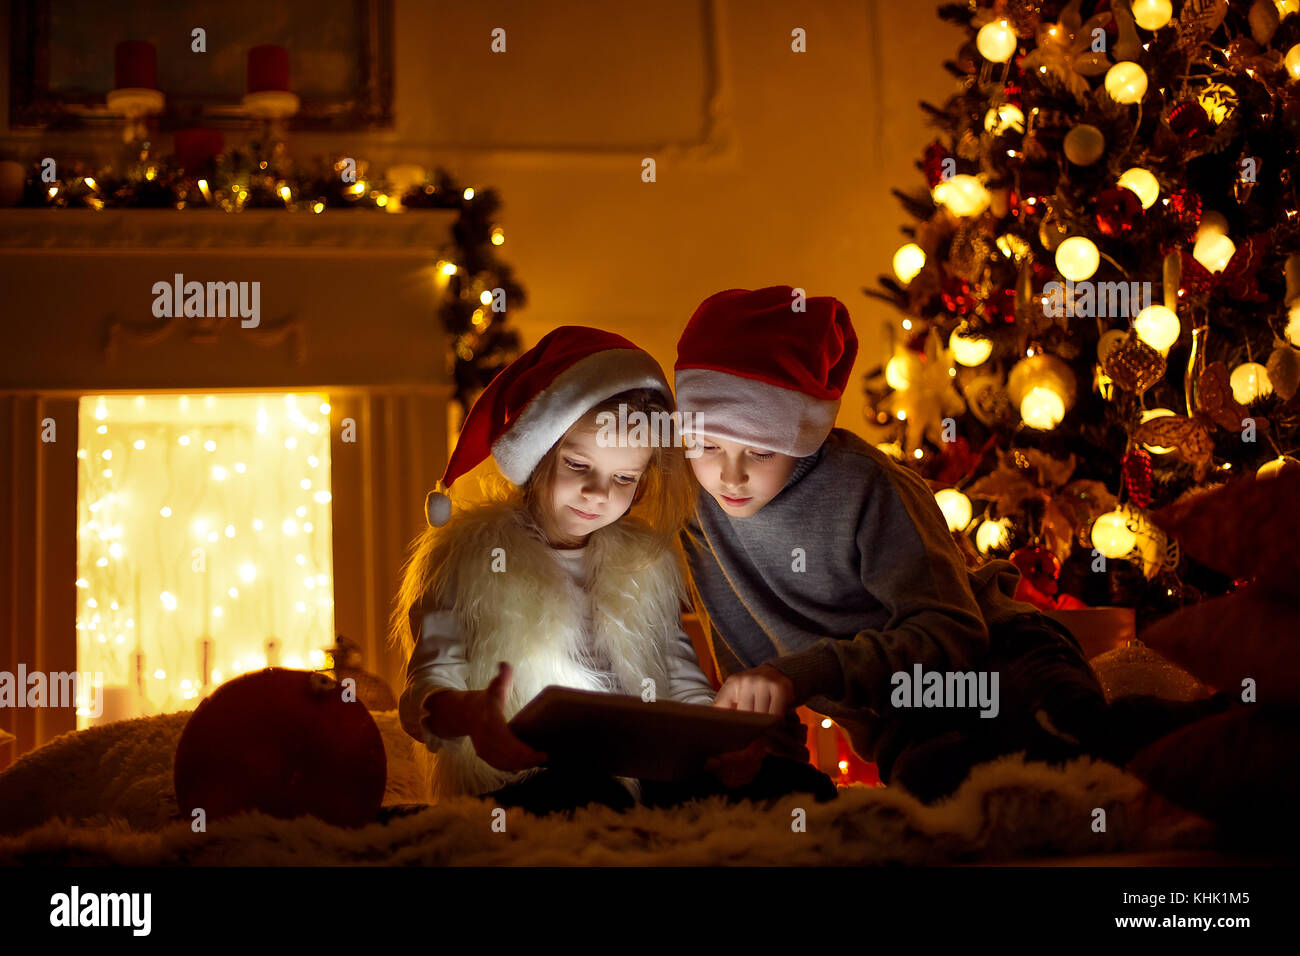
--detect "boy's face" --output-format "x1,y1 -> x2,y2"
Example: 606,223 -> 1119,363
548,423 -> 652,544
685,433 -> 799,517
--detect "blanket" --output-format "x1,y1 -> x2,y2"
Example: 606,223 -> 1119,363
0,710 -> 1216,865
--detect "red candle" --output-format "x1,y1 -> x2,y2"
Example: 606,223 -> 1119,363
114,40 -> 157,90
247,45 -> 290,93
174,128 -> 225,172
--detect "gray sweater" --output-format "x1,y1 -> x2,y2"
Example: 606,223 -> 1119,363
681,428 -> 1039,770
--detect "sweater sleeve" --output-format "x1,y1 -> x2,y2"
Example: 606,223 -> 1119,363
397,595 -> 471,752
764,461 -> 990,711
663,622 -> 719,706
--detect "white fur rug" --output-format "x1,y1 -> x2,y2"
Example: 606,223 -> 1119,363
0,710 -> 1215,865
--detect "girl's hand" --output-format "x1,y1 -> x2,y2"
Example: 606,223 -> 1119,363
713,664 -> 796,716
467,662 -> 549,772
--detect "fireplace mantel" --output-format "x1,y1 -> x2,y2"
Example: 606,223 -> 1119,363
0,208 -> 460,256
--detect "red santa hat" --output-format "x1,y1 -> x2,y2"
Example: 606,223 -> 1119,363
425,325 -> 671,527
673,286 -> 858,457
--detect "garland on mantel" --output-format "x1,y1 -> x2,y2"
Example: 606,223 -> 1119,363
6,150 -> 524,410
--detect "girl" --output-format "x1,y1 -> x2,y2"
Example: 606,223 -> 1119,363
390,326 -> 717,814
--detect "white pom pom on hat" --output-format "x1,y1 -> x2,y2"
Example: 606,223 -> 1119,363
424,326 -> 671,527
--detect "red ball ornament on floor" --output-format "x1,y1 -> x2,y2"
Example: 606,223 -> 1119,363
1009,544 -> 1062,596
173,668 -> 387,828
1095,186 -> 1142,237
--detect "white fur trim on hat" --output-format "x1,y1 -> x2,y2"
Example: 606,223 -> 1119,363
673,367 -> 838,458
491,349 -> 671,485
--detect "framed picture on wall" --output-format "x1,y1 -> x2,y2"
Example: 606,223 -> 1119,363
8,0 -> 394,130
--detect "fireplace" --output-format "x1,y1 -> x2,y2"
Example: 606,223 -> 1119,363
1,208 -> 460,765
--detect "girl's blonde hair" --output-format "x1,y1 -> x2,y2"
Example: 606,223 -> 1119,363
388,386 -> 696,656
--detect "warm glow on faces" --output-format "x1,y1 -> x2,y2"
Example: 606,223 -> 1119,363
686,434 -> 799,517
547,423 -> 651,547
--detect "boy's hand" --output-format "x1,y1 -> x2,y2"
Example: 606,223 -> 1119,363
467,662 -> 549,772
713,664 -> 796,716
705,739 -> 768,788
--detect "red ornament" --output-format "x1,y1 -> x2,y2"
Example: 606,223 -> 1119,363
1165,189 -> 1203,239
1178,234 -> 1271,302
922,141 -> 952,188
173,668 -> 387,828
1095,186 -> 1143,237
941,274 -> 974,315
1122,447 -> 1154,509
1167,101 -> 1212,145
248,44 -> 291,94
1009,544 -> 1062,596
983,286 -> 1018,324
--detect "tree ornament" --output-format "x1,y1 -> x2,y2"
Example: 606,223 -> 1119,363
1063,123 -> 1106,164
1133,304 -> 1181,353
1009,544 -> 1062,595
1095,185 -> 1143,236
1166,100 -> 1213,146
1122,447 -> 1155,508
941,274 -> 974,314
1055,235 -> 1100,281
921,141 -> 952,188
1102,330 -> 1166,395
1165,188 -> 1203,238
1038,210 -> 1070,251
1265,342 -> 1300,400
963,375 -> 1016,426
1174,0 -> 1229,53
1132,362 -> 1255,481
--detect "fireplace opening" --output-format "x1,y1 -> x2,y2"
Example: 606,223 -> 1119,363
75,393 -> 336,727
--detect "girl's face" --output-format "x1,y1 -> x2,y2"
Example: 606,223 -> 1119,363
546,423 -> 653,548
685,433 -> 799,517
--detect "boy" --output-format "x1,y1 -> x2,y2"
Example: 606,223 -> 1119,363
673,286 -> 1133,804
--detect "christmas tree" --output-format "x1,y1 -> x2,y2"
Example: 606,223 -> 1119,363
868,0 -> 1300,622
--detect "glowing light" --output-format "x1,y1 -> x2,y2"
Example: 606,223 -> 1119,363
892,243 -> 927,284
1229,363 -> 1273,404
1131,0 -> 1172,31
238,563 -> 257,583
1105,63 -> 1148,103
284,437 -> 297,449
300,479 -> 312,490
154,669 -> 166,680
1021,386 -> 1066,429
319,402 -> 330,415
886,352 -> 922,390
491,228 -> 505,245
975,20 -> 1017,62
1117,168 -> 1159,209
441,261 -> 458,276
160,592 -> 177,611
204,440 -> 216,452
212,466 -> 228,481
1055,236 -> 1099,281
179,435 -> 190,446
235,462 -> 247,473
975,517 -> 1012,554
313,491 -> 332,504
1092,511 -> 1136,558
1287,45 -> 1300,80
1133,305 -> 1181,353
934,488 -> 973,532
950,328 -> 993,366
282,519 -> 298,536
932,175 -> 991,217
1192,231 -> 1236,274
463,187 -> 475,200
224,524 -> 236,538
133,439 -> 146,450
821,718 -> 833,729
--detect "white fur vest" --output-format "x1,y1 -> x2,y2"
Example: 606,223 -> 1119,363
411,499 -> 686,800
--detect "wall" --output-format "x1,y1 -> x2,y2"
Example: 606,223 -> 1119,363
1,0 -> 965,435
